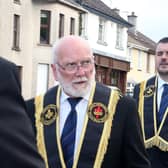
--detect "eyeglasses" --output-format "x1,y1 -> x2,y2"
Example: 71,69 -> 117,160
56,59 -> 94,73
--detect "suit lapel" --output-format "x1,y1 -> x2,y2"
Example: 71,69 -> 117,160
77,83 -> 119,168
43,86 -> 62,167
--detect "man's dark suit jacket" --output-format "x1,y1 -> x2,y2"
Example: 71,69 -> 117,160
133,76 -> 168,168
0,57 -> 45,168
26,83 -> 151,168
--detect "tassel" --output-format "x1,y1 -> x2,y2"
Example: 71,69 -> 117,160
94,90 -> 120,168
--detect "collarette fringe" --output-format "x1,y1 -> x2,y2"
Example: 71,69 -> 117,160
94,89 -> 120,168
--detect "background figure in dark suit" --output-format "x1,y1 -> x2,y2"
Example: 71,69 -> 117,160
133,37 -> 168,168
26,35 -> 151,168
0,57 -> 45,168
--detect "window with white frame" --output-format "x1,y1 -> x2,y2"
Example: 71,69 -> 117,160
146,53 -> 150,73
128,47 -> 133,68
138,50 -> 142,70
116,24 -> 124,49
79,13 -> 88,38
36,64 -> 49,95
70,17 -> 75,35
59,13 -> 64,38
40,10 -> 51,44
98,17 -> 106,43
111,70 -> 120,86
12,14 -> 20,50
14,0 -> 20,3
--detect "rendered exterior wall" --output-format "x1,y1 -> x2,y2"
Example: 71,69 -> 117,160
0,0 -> 81,99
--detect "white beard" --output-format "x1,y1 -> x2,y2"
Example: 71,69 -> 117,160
57,69 -> 95,97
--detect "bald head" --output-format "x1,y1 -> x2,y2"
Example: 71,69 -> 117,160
52,35 -> 93,64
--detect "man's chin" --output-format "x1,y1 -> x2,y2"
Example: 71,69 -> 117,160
63,85 -> 87,97
158,70 -> 168,76
67,90 -> 86,97
72,84 -> 91,97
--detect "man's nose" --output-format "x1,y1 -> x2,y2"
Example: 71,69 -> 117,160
75,66 -> 86,76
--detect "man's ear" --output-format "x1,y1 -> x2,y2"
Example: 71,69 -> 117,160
51,64 -> 57,81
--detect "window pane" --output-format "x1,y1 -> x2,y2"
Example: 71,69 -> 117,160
59,14 -> 64,38
70,17 -> 75,35
40,10 -> 50,44
98,18 -> 105,41
116,24 -> 123,49
36,64 -> 49,95
111,70 -> 119,86
13,14 -> 20,49
138,50 -> 142,70
40,28 -> 48,43
79,13 -> 88,37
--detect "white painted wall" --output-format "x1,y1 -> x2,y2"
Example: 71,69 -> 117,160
0,0 -> 34,99
85,12 -> 129,61
0,0 -> 83,99
0,0 -> 129,99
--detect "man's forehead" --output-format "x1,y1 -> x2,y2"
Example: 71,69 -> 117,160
156,43 -> 168,50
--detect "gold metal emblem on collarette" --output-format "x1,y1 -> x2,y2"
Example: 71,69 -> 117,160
40,104 -> 57,125
144,85 -> 155,97
88,102 -> 108,123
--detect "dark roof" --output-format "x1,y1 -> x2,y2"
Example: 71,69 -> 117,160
128,30 -> 156,54
61,0 -> 82,7
64,0 -> 80,6
66,0 -> 132,27
34,0 -> 85,11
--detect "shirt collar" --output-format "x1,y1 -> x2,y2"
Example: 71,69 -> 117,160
158,75 -> 168,90
60,86 -> 91,103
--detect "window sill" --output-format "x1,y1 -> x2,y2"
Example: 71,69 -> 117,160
115,45 -> 124,50
37,43 -> 52,47
14,1 -> 21,5
80,35 -> 88,40
97,40 -> 108,46
12,47 -> 21,51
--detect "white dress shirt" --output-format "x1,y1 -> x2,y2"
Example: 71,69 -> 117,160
59,89 -> 91,155
157,76 -> 168,111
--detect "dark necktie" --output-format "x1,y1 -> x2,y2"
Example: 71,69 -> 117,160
159,84 -> 168,121
61,97 -> 82,168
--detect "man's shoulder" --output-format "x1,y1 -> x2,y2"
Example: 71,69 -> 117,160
118,95 -> 135,106
115,95 -> 137,116
26,85 -> 59,104
0,57 -> 16,68
96,82 -> 121,94
136,76 -> 156,87
46,85 -> 59,95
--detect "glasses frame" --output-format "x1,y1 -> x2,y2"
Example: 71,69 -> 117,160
56,59 -> 94,73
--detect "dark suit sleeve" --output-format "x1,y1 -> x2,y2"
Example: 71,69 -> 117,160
133,84 -> 140,100
120,96 -> 150,168
0,57 -> 45,168
26,98 -> 37,134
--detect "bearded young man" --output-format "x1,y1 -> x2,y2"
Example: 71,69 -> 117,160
133,37 -> 168,168
26,35 -> 150,168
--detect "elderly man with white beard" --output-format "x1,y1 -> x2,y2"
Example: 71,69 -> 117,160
26,35 -> 151,168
